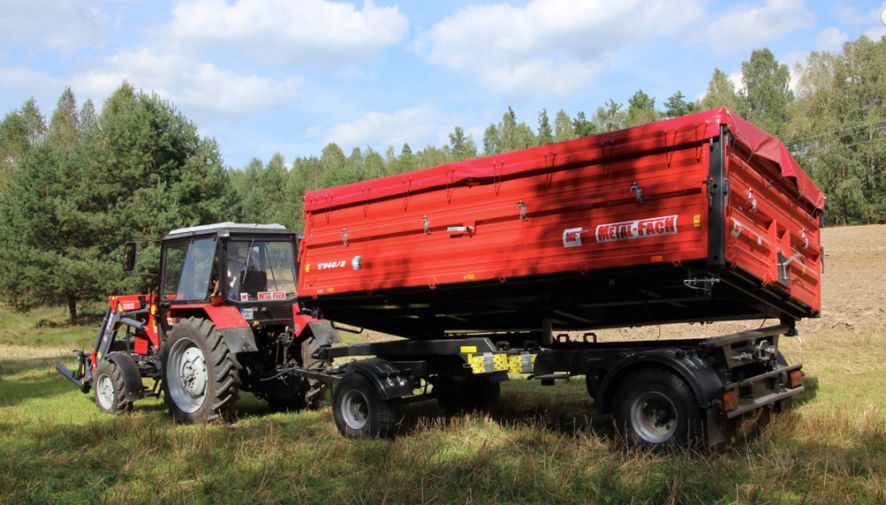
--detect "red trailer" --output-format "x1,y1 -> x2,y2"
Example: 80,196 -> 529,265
293,108 -> 821,448
299,107 -> 822,336
58,109 -> 821,450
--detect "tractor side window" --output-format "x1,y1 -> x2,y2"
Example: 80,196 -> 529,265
163,238 -> 216,301
263,241 -> 297,297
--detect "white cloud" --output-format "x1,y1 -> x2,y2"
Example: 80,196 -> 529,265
71,49 -> 303,116
816,27 -> 849,52
324,106 -> 444,149
0,66 -> 67,109
836,1 -> 886,27
704,0 -> 814,54
864,25 -> 886,41
167,0 -> 409,65
0,0 -> 110,54
415,0 -> 704,96
727,70 -> 744,93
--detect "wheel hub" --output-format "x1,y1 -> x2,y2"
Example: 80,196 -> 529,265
340,389 -> 369,430
179,347 -> 207,397
167,338 -> 209,413
96,374 -> 115,410
631,391 -> 678,444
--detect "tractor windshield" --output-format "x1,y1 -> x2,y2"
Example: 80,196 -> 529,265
225,240 -> 297,302
162,238 -> 217,301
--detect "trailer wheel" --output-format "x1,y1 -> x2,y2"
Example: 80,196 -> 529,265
333,372 -> 400,438
93,359 -> 132,414
613,369 -> 703,450
161,317 -> 240,423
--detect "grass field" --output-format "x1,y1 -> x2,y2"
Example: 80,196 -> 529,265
1,225 -> 885,504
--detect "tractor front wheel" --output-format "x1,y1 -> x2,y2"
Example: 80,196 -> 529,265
93,359 -> 132,414
161,317 -> 240,423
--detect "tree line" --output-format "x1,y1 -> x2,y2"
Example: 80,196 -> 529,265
0,35 -> 884,320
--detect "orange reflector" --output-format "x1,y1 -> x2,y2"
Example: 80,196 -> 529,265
787,370 -> 804,388
723,390 -> 739,411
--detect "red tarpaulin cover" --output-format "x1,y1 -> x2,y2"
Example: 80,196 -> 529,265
305,108 -> 824,213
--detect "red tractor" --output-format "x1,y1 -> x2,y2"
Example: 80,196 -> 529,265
57,222 -> 339,421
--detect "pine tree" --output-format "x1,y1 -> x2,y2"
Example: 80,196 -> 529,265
449,126 -> 477,160
0,98 -> 46,191
572,111 -> 596,137
625,90 -> 659,127
483,124 -> 500,155
553,109 -> 576,142
742,48 -> 793,136
0,83 -> 230,320
47,87 -> 80,149
701,68 -> 746,114
537,109 -> 553,145
593,100 -> 625,132
664,91 -> 697,118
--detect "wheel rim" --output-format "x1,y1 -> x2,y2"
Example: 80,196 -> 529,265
340,389 -> 369,430
167,338 -> 208,413
630,391 -> 678,444
96,373 -> 115,410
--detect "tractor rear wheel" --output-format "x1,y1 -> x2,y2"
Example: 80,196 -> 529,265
161,317 -> 240,423
93,359 -> 132,414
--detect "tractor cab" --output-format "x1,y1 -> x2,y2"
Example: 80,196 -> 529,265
158,222 -> 298,307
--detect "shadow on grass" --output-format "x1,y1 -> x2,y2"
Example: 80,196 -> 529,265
1,405 -> 883,505
0,354 -> 74,377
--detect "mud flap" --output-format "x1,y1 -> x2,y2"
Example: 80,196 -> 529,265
106,352 -> 145,403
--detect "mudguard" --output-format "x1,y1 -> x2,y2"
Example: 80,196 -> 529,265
106,352 -> 144,402
344,358 -> 413,400
595,349 -> 723,416
304,320 -> 342,347
218,327 -> 258,354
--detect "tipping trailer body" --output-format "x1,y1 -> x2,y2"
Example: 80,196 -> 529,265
298,108 -> 823,338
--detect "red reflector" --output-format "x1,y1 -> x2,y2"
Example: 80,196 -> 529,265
787,370 -> 804,388
209,295 -> 225,306
723,390 -> 739,411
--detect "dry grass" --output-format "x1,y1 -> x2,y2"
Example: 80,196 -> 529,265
1,225 -> 885,504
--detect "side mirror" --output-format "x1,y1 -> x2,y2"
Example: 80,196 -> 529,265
123,242 -> 137,272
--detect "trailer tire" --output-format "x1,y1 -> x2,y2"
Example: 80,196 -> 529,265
613,369 -> 703,450
93,359 -> 132,414
161,317 -> 240,423
333,372 -> 400,438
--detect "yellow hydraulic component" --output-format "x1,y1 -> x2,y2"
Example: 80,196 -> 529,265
464,352 -> 510,374
507,352 -> 537,374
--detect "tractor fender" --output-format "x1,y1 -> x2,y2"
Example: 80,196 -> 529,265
302,320 -> 342,347
106,352 -> 144,402
218,327 -> 258,354
594,349 -> 723,416
343,358 -> 413,400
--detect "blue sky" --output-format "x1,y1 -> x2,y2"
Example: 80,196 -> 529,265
2,0 -> 886,168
